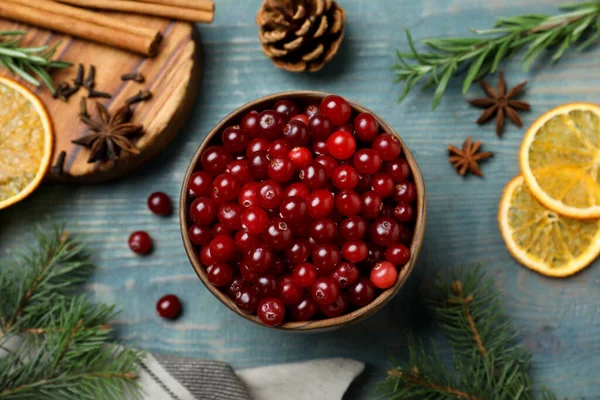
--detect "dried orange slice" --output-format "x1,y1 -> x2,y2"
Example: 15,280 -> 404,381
520,102 -> 600,219
498,175 -> 600,277
0,76 -> 53,210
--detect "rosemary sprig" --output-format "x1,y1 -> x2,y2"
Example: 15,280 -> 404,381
0,31 -> 70,94
393,1 -> 600,109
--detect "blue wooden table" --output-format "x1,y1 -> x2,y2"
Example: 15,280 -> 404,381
2,1 -> 600,398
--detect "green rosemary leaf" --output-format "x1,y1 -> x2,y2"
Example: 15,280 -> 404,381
7,61 -> 41,87
405,30 -> 427,64
0,30 -> 27,36
29,64 -> 55,92
432,63 -> 456,110
462,47 -> 491,93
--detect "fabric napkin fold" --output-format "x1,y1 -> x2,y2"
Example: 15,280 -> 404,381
140,353 -> 365,400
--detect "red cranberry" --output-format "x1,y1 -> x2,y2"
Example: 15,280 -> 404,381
236,287 -> 259,313
310,219 -> 338,243
369,217 -> 401,247
201,146 -> 232,177
332,165 -> 359,190
218,203 -> 243,230
188,171 -> 213,197
319,293 -> 348,318
128,231 -> 152,254
331,262 -> 359,288
207,263 -> 233,287
308,114 -> 333,140
299,161 -> 328,190
312,140 -> 329,156
268,140 -> 291,159
307,190 -> 334,219
200,245 -> 215,266
255,274 -> 278,299
339,216 -> 367,241
394,203 -> 415,222
156,294 -> 181,319
274,99 -> 299,119
371,261 -> 398,289
326,131 -> 356,160
270,256 -> 288,276
209,235 -> 236,262
398,223 -> 413,245
362,244 -> 385,268
282,120 -> 310,147
288,147 -> 312,169
241,110 -> 259,138
238,182 -> 260,208
353,112 -> 379,142
240,261 -> 258,283
279,196 -> 308,223
371,173 -> 395,197
247,150 -> 271,179
227,276 -> 249,299
268,157 -> 295,183
381,205 -> 395,219
347,277 -> 375,307
290,296 -> 319,321
360,191 -> 382,220
311,243 -> 341,272
320,95 -> 351,125
190,197 -> 218,224
311,277 -> 339,305
235,230 -> 261,252
277,275 -> 303,305
393,182 -> 417,204
258,110 -> 285,140
211,222 -> 231,237
240,206 -> 268,234
385,159 -> 411,182
335,124 -> 354,134
189,224 -> 212,246
226,160 -> 251,184
292,262 -> 317,287
222,125 -> 249,153
285,239 -> 311,265
353,149 -> 382,174
356,173 -> 371,192
258,298 -> 286,326
372,133 -> 402,161
385,243 -> 410,265
148,192 -> 172,215
305,104 -> 320,118
335,190 -> 362,217
213,173 -> 240,202
342,240 -> 368,263
258,180 -> 284,209
315,155 -> 339,179
245,243 -> 274,273
290,114 -> 309,125
284,182 -> 310,199
247,138 -> 271,156
262,218 -> 294,250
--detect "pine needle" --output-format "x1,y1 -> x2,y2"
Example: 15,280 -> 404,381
392,1 -> 600,109
0,32 -> 70,94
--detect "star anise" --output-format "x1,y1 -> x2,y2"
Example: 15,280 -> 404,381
448,137 -> 493,177
468,72 -> 530,136
72,102 -> 143,163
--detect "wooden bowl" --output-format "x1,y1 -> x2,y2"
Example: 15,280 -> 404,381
179,91 -> 426,332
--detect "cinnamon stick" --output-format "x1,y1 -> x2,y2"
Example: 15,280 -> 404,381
0,1 -> 160,56
131,0 -> 214,12
53,0 -> 214,23
8,0 -> 161,42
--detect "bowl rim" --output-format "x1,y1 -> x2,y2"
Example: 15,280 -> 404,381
179,90 -> 427,331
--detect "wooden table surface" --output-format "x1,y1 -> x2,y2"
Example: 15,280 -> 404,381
1,0 -> 599,398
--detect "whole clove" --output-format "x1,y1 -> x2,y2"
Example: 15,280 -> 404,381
53,82 -> 69,99
74,64 -> 84,87
121,71 -> 145,83
79,97 -> 89,118
60,85 -> 80,101
88,89 -> 112,99
51,151 -> 67,176
84,65 -> 96,90
126,89 -> 152,105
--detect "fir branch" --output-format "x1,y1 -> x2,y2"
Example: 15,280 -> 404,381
375,266 -> 545,399
393,1 -> 600,109
0,31 -> 70,94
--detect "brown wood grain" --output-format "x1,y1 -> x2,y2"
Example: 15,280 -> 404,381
0,12 -> 200,182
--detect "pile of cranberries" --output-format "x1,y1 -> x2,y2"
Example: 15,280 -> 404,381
185,95 -> 417,326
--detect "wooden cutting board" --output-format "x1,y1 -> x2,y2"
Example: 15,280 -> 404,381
0,13 -> 201,182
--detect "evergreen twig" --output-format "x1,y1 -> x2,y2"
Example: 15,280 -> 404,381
0,226 -> 143,400
375,266 -> 553,399
0,31 -> 70,94
393,1 -> 600,109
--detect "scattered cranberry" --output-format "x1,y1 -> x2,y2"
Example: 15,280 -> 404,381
371,261 -> 398,289
157,294 -> 181,319
258,298 -> 286,326
320,95 -> 351,125
385,243 -> 410,265
354,112 -> 379,142
129,231 -> 152,254
148,192 -> 172,215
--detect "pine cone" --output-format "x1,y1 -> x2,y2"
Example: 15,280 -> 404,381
256,0 -> 346,72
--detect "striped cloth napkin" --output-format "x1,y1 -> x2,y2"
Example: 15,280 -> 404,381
138,353 -> 365,400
